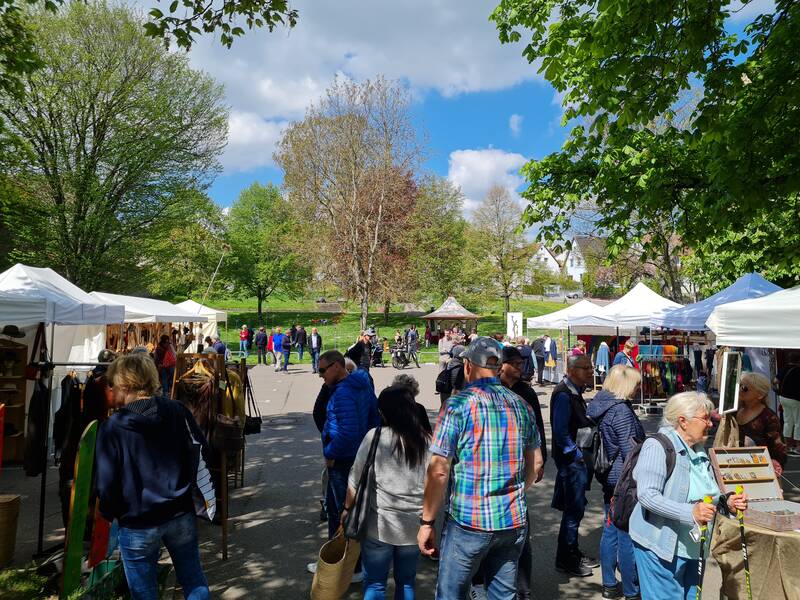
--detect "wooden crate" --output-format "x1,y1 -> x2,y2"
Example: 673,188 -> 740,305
710,446 -> 800,532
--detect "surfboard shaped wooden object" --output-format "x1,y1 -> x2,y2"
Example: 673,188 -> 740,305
61,420 -> 98,599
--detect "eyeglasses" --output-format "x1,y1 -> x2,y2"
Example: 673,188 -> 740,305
691,415 -> 713,424
318,365 -> 330,375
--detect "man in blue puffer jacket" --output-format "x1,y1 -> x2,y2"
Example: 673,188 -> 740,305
319,350 -> 379,539
586,365 -> 645,600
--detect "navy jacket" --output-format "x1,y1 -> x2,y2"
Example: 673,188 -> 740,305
254,331 -> 268,348
586,389 -> 645,493
322,369 -> 379,460
95,396 -> 207,528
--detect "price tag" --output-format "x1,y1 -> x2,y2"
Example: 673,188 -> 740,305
218,380 -> 227,391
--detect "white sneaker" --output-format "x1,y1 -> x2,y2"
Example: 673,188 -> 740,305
469,585 -> 488,600
351,571 -> 364,584
306,561 -> 317,574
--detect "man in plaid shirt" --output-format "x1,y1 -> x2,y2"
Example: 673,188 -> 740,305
418,336 -> 544,599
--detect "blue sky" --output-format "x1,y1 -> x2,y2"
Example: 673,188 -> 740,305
188,0 -> 772,210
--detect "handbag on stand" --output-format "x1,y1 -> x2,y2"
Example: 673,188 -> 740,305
343,427 -> 381,541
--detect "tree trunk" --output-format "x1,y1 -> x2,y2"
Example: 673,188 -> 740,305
383,299 -> 390,326
504,294 -> 511,316
257,294 -> 263,324
360,292 -> 369,332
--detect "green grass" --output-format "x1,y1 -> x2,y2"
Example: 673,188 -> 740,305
213,297 -> 566,365
0,566 -> 47,600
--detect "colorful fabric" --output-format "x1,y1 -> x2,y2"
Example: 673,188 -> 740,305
430,376 -> 539,531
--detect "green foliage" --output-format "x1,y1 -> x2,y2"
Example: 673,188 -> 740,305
491,0 -> 800,288
224,182 -> 309,319
0,1 -> 228,290
0,564 -> 47,600
406,175 -> 468,302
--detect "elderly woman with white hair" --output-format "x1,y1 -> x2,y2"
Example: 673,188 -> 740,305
630,392 -> 747,600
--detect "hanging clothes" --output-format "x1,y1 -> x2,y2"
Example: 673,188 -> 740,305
596,342 -> 610,374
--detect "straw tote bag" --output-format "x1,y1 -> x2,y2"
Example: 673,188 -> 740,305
309,528 -> 361,600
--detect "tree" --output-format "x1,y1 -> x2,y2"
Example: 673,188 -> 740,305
275,76 -> 423,330
406,175 -> 469,302
225,182 -> 308,321
470,185 -> 533,315
491,0 -> 800,288
140,190 -> 227,301
0,2 -> 227,290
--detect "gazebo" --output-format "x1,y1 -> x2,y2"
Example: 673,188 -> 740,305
421,296 -> 479,335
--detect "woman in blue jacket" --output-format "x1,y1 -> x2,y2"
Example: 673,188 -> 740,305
629,392 -> 747,600
587,365 -> 645,600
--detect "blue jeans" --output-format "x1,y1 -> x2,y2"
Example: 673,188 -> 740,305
282,350 -> 290,370
436,517 -> 526,600
239,340 -> 248,358
310,349 -> 320,372
601,502 -> 639,596
159,366 -> 175,398
297,344 -> 305,361
551,459 -> 588,561
118,512 -> 208,600
361,537 -> 419,600
633,542 -> 699,600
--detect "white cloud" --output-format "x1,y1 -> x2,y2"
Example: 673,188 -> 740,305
222,111 -> 287,172
509,114 -> 523,137
447,148 -> 528,212
726,0 -> 776,22
174,0 -> 541,172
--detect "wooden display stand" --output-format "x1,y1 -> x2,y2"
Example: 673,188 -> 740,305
0,339 -> 28,463
710,446 -> 800,532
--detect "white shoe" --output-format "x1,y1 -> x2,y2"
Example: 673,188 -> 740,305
469,585 -> 488,600
306,561 -> 317,574
351,571 -> 364,584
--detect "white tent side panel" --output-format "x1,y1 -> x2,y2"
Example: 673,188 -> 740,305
526,300 -> 602,330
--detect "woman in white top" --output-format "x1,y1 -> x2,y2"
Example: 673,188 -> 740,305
343,385 -> 431,600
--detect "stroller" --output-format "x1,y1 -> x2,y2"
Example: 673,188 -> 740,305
371,344 -> 384,367
391,344 -> 410,370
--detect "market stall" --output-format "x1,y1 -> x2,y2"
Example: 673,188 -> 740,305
89,291 -> 206,352
525,299 -> 602,330
175,299 -> 227,352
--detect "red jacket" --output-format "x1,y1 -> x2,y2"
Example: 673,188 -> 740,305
239,329 -> 248,341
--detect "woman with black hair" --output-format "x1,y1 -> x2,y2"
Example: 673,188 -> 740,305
343,385 -> 431,599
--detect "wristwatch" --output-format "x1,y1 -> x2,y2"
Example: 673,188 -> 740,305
419,517 -> 435,527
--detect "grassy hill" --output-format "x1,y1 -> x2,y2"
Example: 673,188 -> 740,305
211,297 -> 566,364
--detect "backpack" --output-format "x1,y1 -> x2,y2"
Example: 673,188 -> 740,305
435,366 -> 453,394
610,433 -> 676,532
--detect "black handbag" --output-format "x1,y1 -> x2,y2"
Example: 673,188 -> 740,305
243,370 -> 262,435
344,427 -> 381,541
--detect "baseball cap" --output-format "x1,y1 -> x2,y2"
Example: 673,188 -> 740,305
501,346 -> 523,363
461,336 -> 503,369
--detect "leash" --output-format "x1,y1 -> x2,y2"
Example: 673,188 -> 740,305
696,495 -> 713,600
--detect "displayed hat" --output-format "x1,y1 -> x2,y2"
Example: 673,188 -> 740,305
501,346 -> 523,363
1,325 -> 25,339
461,336 -> 503,369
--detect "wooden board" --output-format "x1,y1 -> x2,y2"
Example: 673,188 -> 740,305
61,420 -> 98,599
87,501 -> 111,568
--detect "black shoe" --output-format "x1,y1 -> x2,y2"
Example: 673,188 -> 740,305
624,595 -> 641,600
319,500 -> 327,522
555,559 -> 592,577
579,552 -> 600,568
602,585 -> 622,599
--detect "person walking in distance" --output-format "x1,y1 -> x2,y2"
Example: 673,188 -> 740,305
532,337 -> 546,385
254,327 -> 268,366
239,325 -> 249,359
280,330 -> 292,371
417,337 -> 543,599
307,350 -> 379,580
272,327 -> 285,372
295,324 -> 308,363
406,324 -> 421,368
551,353 -> 599,576
309,327 -> 323,374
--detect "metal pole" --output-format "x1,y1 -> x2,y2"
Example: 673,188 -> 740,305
36,324 -> 56,556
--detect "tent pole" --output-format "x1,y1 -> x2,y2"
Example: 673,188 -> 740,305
36,323 -> 56,556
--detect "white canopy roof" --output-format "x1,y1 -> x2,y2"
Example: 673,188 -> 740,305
526,300 -> 602,330
652,273 -> 781,331
90,291 -> 207,324
706,285 -> 800,349
0,264 -> 125,326
569,282 -> 682,334
175,299 -> 227,323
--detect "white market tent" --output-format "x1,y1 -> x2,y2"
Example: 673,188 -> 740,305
176,299 -> 227,351
526,299 -> 602,330
569,282 -> 682,335
651,273 -> 781,332
706,286 -> 800,349
90,291 -> 207,323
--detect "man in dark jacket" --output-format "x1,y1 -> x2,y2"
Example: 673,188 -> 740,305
516,342 -> 535,383
295,325 -> 308,362
533,337 -> 546,384
254,326 -> 269,365
438,344 -> 465,405
551,353 -> 597,577
309,327 -> 323,373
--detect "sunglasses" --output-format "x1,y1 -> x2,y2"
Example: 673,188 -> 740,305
318,365 -> 330,375
740,385 -> 750,392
